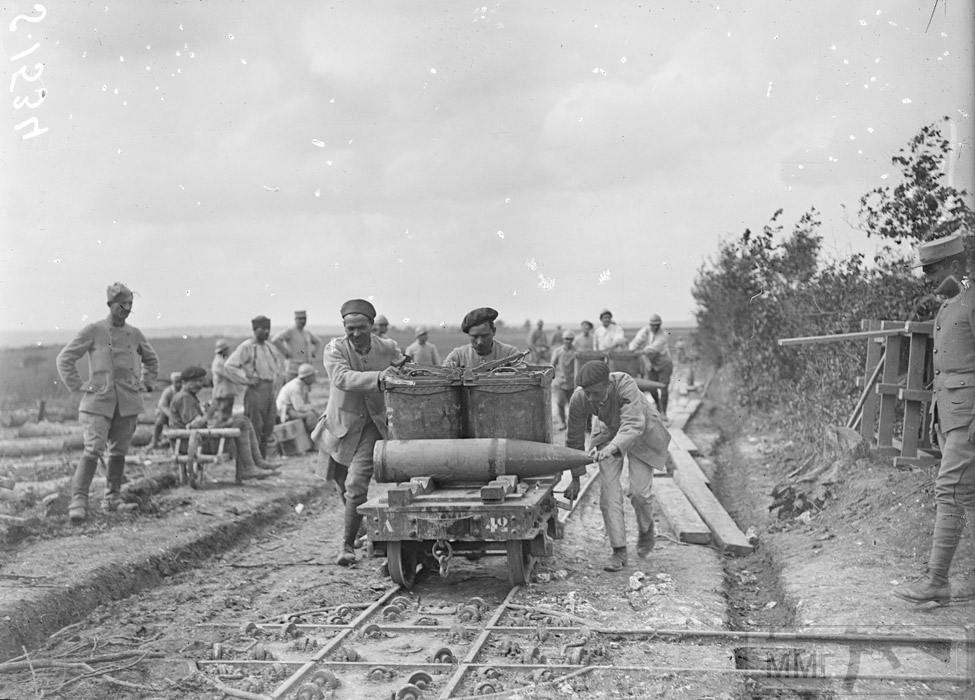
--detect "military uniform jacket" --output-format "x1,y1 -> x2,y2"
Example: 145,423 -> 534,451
442,340 -> 520,368
318,335 -> 402,465
566,371 -> 671,476
932,284 -> 975,434
56,317 -> 159,418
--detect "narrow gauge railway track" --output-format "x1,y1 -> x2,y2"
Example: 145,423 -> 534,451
188,465 -> 973,699
190,583 -> 973,699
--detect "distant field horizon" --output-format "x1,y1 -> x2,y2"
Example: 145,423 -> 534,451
0,320 -> 697,350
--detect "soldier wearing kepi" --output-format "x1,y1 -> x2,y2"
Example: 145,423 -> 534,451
565,361 -> 671,572
272,310 -> 322,382
442,307 -> 520,368
629,313 -> 674,420
894,231 -> 975,605
56,282 -> 159,523
317,299 -> 404,566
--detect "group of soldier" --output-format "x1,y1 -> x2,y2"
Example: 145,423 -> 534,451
53,227 -> 973,593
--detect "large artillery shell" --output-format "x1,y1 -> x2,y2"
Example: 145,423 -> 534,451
373,438 -> 592,484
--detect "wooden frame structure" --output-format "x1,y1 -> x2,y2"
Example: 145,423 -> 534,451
779,319 -> 939,469
162,427 -> 240,487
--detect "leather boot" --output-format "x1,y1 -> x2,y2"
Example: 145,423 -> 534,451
336,500 -> 364,566
893,503 -> 963,605
249,424 -> 279,470
235,443 -> 273,481
102,455 -> 126,512
603,547 -> 628,572
69,455 -> 99,524
637,522 -> 655,558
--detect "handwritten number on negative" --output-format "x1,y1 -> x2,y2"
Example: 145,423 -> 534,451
9,4 -> 47,32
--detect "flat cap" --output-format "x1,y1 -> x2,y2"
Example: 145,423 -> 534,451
461,307 -> 499,333
297,363 -> 316,379
916,232 -> 965,267
340,298 -> 376,322
294,310 -> 307,317
251,315 -> 271,329
106,282 -> 133,303
415,325 -> 428,337
180,366 -> 207,382
214,338 -> 230,351
577,360 -> 610,388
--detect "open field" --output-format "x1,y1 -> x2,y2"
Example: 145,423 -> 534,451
0,325 -> 695,415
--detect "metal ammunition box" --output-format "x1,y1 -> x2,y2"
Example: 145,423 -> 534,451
607,350 -> 642,377
463,365 -> 553,444
383,366 -> 463,439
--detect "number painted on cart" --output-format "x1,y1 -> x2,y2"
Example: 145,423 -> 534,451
487,516 -> 509,531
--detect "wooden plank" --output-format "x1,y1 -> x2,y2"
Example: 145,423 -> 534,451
859,320 -> 883,442
900,330 -> 929,459
668,441 -> 711,486
673,469 -> 753,556
667,398 -> 702,430
653,479 -> 711,544
668,427 -> 700,456
876,321 -> 903,447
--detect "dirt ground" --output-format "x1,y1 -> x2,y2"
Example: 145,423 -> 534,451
693,374 -> 974,698
0,395 -> 741,699
2,376 -> 973,698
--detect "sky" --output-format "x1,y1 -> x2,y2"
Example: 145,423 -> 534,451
1,0 -> 973,340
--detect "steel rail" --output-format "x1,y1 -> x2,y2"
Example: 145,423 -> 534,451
450,665 -> 972,700
438,585 -> 523,699
269,585 -> 401,699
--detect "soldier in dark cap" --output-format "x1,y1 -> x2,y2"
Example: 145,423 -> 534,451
894,230 -> 975,605
56,282 -> 159,523
566,360 -> 671,572
442,307 -> 520,368
225,315 -> 286,457
314,298 -> 404,567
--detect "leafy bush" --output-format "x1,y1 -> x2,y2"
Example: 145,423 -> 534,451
693,119 -> 972,442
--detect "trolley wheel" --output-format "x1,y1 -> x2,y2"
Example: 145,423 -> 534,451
506,539 -> 533,586
388,541 -> 419,588
396,684 -> 423,700
296,682 -> 324,700
309,669 -> 339,689
407,671 -> 433,689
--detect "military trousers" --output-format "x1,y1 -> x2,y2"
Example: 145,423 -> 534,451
80,406 -> 139,459
344,421 -> 382,504
597,451 -> 654,549
935,424 -> 975,509
244,380 -> 275,457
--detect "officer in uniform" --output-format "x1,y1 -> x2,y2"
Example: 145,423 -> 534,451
56,282 -> 159,522
894,231 -> 975,604
315,299 -> 404,566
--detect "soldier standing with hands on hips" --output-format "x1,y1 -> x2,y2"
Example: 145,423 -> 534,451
894,230 -> 975,605
56,282 -> 159,523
